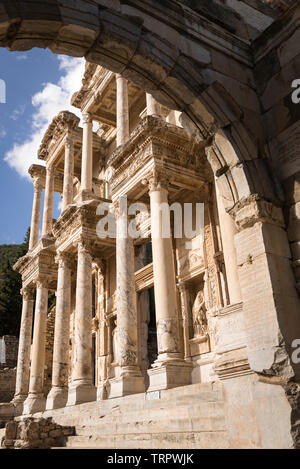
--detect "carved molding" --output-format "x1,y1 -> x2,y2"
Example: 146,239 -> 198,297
230,195 -> 285,230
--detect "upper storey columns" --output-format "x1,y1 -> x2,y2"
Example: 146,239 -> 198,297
42,165 -> 54,237
146,93 -> 160,117
116,74 -> 129,147
29,178 -> 43,250
61,135 -> 75,212
81,112 -> 93,195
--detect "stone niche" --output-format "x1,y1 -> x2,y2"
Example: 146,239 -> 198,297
185,274 -> 210,357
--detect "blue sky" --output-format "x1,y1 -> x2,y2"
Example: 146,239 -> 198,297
0,48 -> 84,245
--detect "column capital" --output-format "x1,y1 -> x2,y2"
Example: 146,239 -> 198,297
55,251 -> 74,270
21,285 -> 35,301
35,277 -> 49,289
33,178 -> 43,195
82,112 -> 92,125
46,165 -> 55,177
143,168 -> 170,192
77,236 -> 94,256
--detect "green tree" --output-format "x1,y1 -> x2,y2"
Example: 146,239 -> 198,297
0,228 -> 30,337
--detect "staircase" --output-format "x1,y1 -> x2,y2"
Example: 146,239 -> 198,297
25,382 -> 230,449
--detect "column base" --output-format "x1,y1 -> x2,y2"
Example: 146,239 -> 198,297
147,359 -> 193,392
107,372 -> 145,399
11,394 -> 27,417
46,386 -> 68,410
22,393 -> 46,415
66,382 -> 96,406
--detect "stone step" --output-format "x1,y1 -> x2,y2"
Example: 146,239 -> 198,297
73,402 -> 225,428
63,430 -> 229,449
75,414 -> 226,436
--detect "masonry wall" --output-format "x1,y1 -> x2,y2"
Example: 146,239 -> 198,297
0,368 -> 16,402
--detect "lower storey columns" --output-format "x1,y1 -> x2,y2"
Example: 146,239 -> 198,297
12,286 -> 35,415
67,240 -> 96,405
147,171 -> 192,391
46,253 -> 72,410
23,280 -> 49,414
108,198 -> 145,398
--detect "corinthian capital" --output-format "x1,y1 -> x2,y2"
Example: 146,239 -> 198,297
144,168 -> 170,192
82,112 -> 92,125
33,178 -> 43,194
35,277 -> 49,289
21,285 -> 35,301
77,236 -> 94,256
55,251 -> 73,270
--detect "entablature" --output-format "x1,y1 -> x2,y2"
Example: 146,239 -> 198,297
108,116 -> 208,200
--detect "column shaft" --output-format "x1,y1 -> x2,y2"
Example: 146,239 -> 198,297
107,199 -> 145,398
116,74 -> 129,146
42,166 -> 54,236
147,173 -> 192,391
67,240 -> 96,405
215,182 -> 242,305
62,136 -> 74,212
12,286 -> 35,415
81,113 -> 93,193
46,254 -> 72,409
23,281 -> 48,414
149,179 -> 180,359
29,181 -> 42,250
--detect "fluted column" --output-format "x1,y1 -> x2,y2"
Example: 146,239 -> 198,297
116,74 -> 129,147
46,253 -> 72,410
147,170 -> 192,391
29,179 -> 43,250
12,286 -> 35,415
67,239 -> 96,405
62,136 -> 74,212
23,279 -> 48,414
108,198 -> 145,398
215,182 -> 242,305
42,166 -> 54,237
146,93 -> 160,117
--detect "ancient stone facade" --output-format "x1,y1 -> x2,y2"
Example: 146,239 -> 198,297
1,0 -> 300,449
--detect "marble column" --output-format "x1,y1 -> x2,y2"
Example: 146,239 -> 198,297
178,282 -> 191,360
23,279 -> 48,414
108,198 -> 145,398
116,74 -> 129,147
146,93 -> 160,117
29,179 -> 43,250
46,253 -> 72,410
81,112 -> 93,194
147,171 -> 192,391
42,166 -> 54,237
215,182 -> 242,305
12,286 -> 35,416
67,239 -> 96,405
62,136 -> 74,212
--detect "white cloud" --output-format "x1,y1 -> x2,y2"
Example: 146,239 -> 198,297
10,104 -> 25,121
4,55 -> 85,179
16,54 -> 28,61
0,127 -> 6,138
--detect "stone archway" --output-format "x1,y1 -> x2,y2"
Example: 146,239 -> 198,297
1,0 -> 300,448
